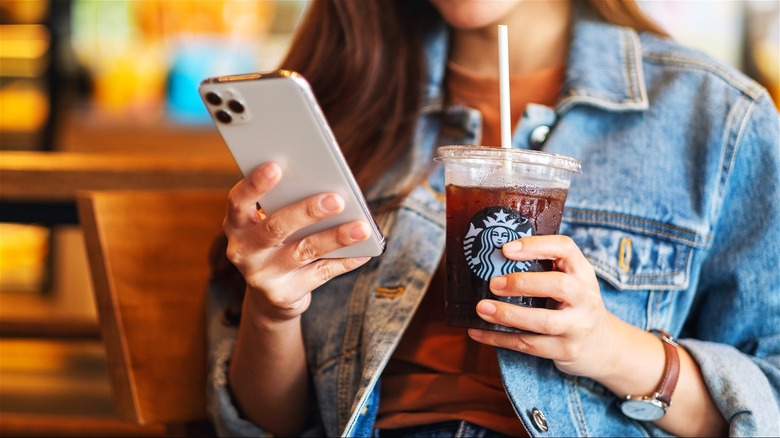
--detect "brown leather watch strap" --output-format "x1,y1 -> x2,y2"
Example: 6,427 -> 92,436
651,329 -> 680,405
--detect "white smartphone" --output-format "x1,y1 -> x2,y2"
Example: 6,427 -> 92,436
199,70 -> 386,258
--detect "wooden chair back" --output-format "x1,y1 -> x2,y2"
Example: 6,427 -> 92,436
78,190 -> 227,426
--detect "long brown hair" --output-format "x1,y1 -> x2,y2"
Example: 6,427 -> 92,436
279,1 -> 438,189
279,0 -> 666,190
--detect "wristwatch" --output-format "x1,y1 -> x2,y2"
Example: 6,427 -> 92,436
619,329 -> 680,421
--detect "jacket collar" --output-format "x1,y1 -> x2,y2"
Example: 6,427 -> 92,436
420,8 -> 649,114
559,10 -> 649,113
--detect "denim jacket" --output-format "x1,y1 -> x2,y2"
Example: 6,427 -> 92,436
207,10 -> 780,438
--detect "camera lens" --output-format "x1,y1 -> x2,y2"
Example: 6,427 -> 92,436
215,110 -> 232,124
228,99 -> 245,113
205,92 -> 222,105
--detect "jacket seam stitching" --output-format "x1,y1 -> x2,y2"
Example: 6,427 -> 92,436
313,346 -> 357,375
556,92 -> 647,113
566,208 -> 700,237
622,30 -> 637,101
630,30 -> 649,107
712,95 -> 757,227
336,283 -> 368,432
399,204 -> 446,229
623,29 -> 646,103
568,378 -> 589,436
648,290 -> 663,329
675,243 -> 690,275
645,291 -> 655,330
643,53 -> 762,100
564,209 -> 710,247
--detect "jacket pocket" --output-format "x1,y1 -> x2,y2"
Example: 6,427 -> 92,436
560,208 -> 709,291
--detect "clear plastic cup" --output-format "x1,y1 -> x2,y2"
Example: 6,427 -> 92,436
435,146 -> 581,333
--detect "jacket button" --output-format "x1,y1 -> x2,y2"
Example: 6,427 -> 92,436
531,407 -> 549,432
529,125 -> 550,148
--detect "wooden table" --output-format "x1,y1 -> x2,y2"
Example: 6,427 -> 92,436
0,117 -> 233,435
0,150 -> 240,336
0,151 -> 241,223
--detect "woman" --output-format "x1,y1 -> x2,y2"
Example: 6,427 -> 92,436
207,0 -> 780,436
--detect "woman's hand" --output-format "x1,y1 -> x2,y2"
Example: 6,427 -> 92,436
467,235 -> 729,436
223,162 -> 372,323
467,234 -> 619,380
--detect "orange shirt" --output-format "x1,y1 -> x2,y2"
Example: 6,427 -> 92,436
447,61 -> 564,147
374,61 -> 564,437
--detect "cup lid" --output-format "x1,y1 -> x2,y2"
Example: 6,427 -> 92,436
435,145 -> 581,173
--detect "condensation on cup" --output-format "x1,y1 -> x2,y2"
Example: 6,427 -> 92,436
435,146 -> 581,333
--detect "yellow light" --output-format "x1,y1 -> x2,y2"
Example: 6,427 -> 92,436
0,223 -> 50,292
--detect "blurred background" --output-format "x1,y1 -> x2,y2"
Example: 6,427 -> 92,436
0,0 -> 777,436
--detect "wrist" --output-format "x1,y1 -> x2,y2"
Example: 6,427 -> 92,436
587,313 -> 636,383
243,285 -> 305,330
591,316 -> 665,397
619,329 -> 680,421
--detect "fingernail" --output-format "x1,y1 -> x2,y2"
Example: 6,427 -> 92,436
477,300 -> 497,315
262,163 -> 279,180
353,257 -> 371,265
503,240 -> 522,255
320,195 -> 341,212
349,222 -> 369,241
468,329 -> 484,339
491,276 -> 507,291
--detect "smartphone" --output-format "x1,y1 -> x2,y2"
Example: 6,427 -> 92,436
199,70 -> 386,258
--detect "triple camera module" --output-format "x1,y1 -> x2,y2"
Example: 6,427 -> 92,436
204,91 -> 247,124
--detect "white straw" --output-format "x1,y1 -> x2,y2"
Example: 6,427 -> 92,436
498,24 -> 511,149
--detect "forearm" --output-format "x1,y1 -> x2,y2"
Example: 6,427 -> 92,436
228,289 -> 311,437
597,315 -> 727,436
659,345 -> 728,436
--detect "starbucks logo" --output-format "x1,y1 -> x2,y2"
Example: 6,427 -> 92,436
464,207 -> 540,281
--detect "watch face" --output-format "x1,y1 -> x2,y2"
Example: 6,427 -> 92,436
620,399 -> 666,421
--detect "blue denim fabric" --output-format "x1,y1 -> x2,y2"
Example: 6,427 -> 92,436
207,9 -> 780,438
